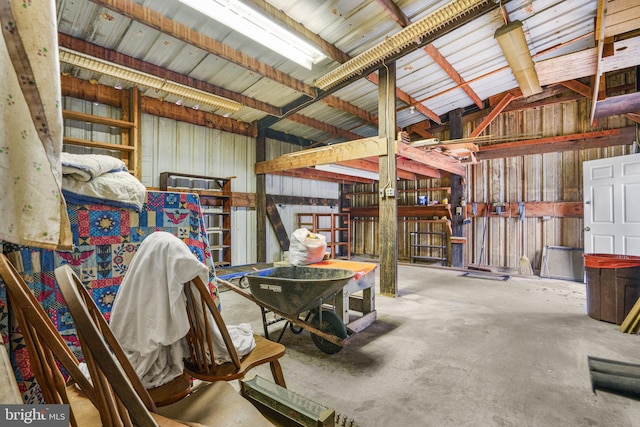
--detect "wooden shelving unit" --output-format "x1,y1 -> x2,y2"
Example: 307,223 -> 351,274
62,87 -> 141,178
160,172 -> 233,267
410,231 -> 448,265
297,213 -> 351,259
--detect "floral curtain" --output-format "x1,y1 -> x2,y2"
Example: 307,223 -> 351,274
0,0 -> 71,249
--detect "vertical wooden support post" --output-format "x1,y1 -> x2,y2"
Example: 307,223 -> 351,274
449,108 -> 465,268
378,62 -> 398,297
131,86 -> 141,180
256,130 -> 267,262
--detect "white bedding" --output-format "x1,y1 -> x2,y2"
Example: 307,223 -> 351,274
62,170 -> 146,211
61,152 -> 128,182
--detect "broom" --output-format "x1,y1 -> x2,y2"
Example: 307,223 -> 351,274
517,201 -> 534,276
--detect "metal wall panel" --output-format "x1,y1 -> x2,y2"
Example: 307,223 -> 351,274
140,115 -> 256,265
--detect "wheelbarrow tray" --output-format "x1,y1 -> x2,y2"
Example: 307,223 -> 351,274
245,266 -> 354,316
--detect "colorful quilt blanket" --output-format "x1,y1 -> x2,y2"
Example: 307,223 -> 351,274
0,191 -> 219,404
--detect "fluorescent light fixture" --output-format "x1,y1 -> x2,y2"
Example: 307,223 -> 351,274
59,48 -> 243,113
315,0 -> 489,90
494,20 -> 542,97
315,164 -> 379,181
178,0 -> 325,69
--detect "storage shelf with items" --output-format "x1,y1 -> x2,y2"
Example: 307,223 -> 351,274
297,213 -> 351,259
410,230 -> 448,265
160,172 -> 233,267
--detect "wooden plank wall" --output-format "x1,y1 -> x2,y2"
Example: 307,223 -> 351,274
351,93 -> 636,271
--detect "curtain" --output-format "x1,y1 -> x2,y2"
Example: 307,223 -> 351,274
0,0 -> 71,249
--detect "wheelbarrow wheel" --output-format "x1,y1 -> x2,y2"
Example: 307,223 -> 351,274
239,276 -> 250,289
310,310 -> 347,354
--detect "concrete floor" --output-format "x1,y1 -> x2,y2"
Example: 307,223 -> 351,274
218,262 -> 640,427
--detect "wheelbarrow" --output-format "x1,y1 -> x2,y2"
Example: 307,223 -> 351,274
217,266 -> 355,354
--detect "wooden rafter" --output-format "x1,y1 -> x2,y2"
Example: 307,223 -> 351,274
396,142 -> 466,176
590,0 -> 608,125
424,44 -> 483,108
469,92 -> 515,137
366,73 -> 441,123
406,122 -> 436,139
375,2 -> 481,113
288,113 -> 363,141
61,75 -> 254,136
323,95 -> 378,125
536,35 -> 640,86
375,0 -> 411,27
58,34 -> 281,116
558,79 -> 593,98
91,0 -> 318,97
476,127 -> 636,160
255,137 -> 387,174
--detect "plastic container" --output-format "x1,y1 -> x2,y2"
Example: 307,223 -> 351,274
584,254 -> 640,324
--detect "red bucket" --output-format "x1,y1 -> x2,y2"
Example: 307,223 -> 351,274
583,254 -> 640,269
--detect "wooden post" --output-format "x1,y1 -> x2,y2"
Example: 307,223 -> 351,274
378,62 -> 398,297
449,108 -> 465,268
256,130 -> 267,262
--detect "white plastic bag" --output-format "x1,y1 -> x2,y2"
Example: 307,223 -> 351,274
288,228 -> 327,266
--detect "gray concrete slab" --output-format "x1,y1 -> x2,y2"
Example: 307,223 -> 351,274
217,263 -> 640,427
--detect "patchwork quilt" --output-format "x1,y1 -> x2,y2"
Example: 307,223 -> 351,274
0,191 -> 219,404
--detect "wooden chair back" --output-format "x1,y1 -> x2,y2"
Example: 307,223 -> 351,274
0,255 -> 158,427
53,264 -> 160,427
182,276 -> 286,387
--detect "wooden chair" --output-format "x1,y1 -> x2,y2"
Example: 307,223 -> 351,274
0,256 -> 275,426
182,275 -> 287,388
0,254 -> 163,426
53,264 -> 276,426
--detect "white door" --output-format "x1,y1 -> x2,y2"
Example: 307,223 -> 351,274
583,153 -> 640,255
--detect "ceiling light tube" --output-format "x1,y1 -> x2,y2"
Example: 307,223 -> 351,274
58,48 -> 242,113
494,20 -> 542,97
178,0 -> 325,69
315,0 -> 490,90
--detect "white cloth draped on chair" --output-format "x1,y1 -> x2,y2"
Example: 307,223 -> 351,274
110,231 -> 254,388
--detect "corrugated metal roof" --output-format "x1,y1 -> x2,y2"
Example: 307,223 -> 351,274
55,0 -> 604,144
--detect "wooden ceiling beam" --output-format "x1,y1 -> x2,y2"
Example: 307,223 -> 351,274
61,74 -> 255,135
323,95 -> 378,124
58,33 -> 281,116
255,137 -> 387,174
288,113 -> 364,141
91,0 -> 316,97
375,0 -> 411,27
469,92 -> 515,137
366,72 -> 442,124
406,122 -> 436,139
270,168 -> 373,184
424,44 -> 483,108
375,2 -> 482,111
476,127 -> 636,160
396,142 -> 466,176
558,79 -> 593,99
536,35 -> 640,86
594,92 -> 640,118
590,0 -> 608,125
